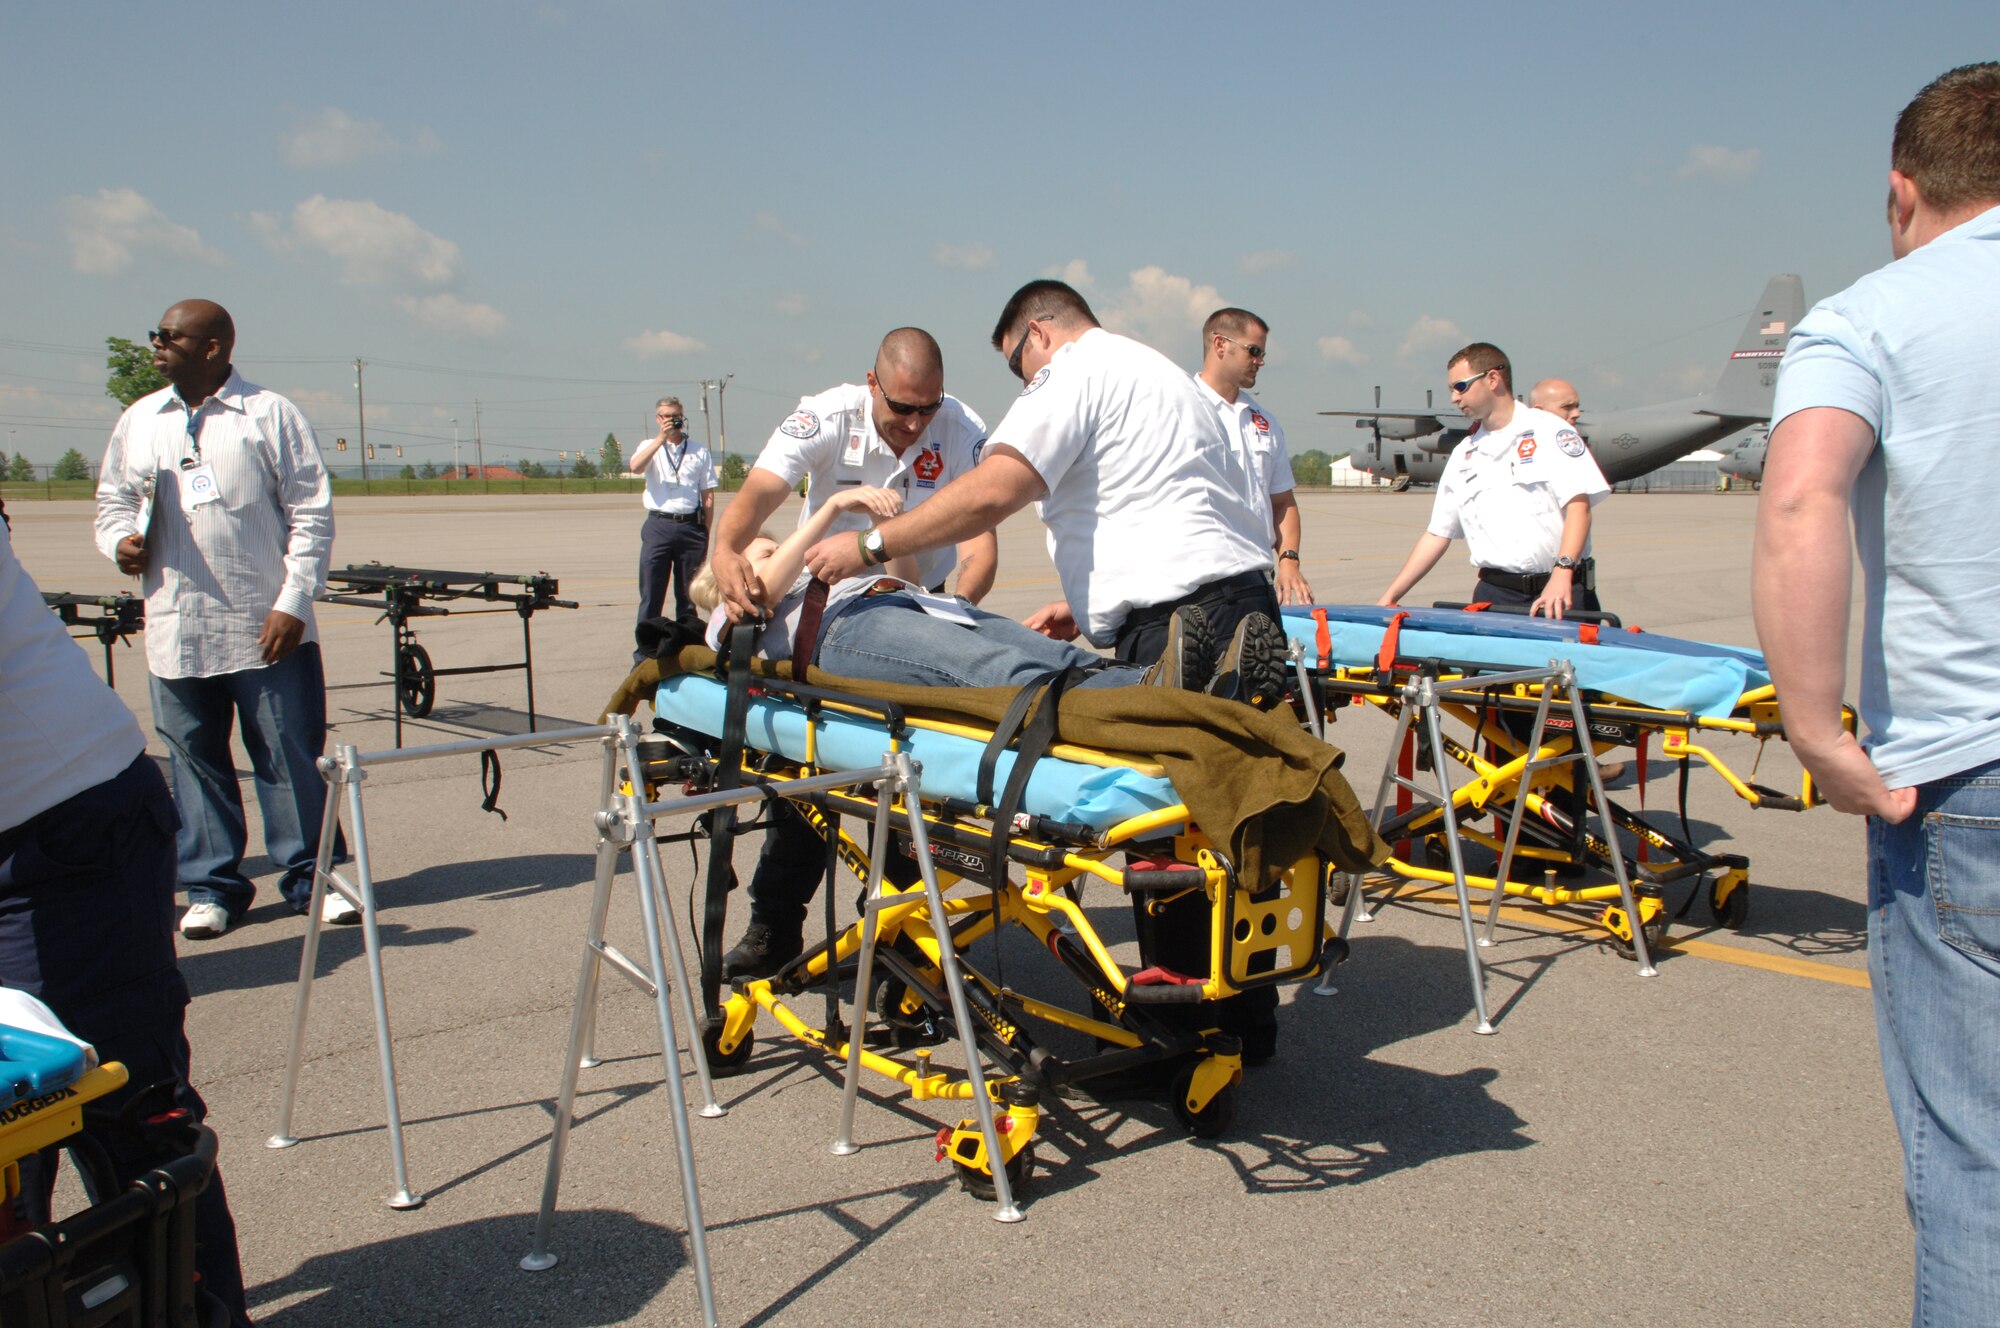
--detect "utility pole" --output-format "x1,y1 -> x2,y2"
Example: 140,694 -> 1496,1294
716,372 -> 733,454
355,358 -> 368,488
474,399 -> 485,490
696,379 -> 715,451
451,417 -> 460,479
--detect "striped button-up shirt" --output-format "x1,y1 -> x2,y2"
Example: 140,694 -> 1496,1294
94,370 -> 335,679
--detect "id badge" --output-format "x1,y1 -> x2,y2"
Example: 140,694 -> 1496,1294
841,429 -> 867,467
177,462 -> 222,511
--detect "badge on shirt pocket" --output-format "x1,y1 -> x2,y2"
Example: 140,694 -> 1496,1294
842,430 -> 867,467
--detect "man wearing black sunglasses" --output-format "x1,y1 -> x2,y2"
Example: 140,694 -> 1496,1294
627,396 -> 716,660
1377,341 -> 1607,618
709,327 -> 996,979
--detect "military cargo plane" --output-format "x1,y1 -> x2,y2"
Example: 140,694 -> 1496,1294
1326,274 -> 1805,487
1717,428 -> 1768,485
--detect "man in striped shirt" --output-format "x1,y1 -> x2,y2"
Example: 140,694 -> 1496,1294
95,299 -> 341,940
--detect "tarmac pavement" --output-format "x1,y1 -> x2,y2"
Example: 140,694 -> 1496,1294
6,489 -> 1902,1326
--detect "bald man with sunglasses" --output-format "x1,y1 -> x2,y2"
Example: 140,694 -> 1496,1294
707,326 -> 995,980
711,327 -> 995,618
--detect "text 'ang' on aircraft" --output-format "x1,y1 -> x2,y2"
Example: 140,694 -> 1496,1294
1324,274 -> 1805,488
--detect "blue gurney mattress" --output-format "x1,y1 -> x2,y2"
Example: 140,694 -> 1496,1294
654,674 -> 1182,834
1282,606 -> 1772,720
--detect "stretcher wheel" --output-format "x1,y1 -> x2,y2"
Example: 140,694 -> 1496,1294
396,643 -> 435,717
1609,910 -> 1668,962
956,1143 -> 1033,1202
1707,876 -> 1750,930
1170,1063 -> 1238,1140
701,1023 -> 754,1077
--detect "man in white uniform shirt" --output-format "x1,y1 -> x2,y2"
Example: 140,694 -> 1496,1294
1,504 -> 252,1325
94,299 -> 340,941
1378,342 -> 1608,617
800,279 -> 1292,1060
707,327 -> 997,979
1193,307 -> 1312,605
627,395 -> 717,659
712,328 -> 995,609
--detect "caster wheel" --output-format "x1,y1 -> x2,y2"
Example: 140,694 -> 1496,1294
701,1023 -> 754,1077
1708,876 -> 1750,930
397,643 -> 435,717
1170,1063 -> 1239,1140
1610,910 -> 1668,962
956,1143 -> 1032,1202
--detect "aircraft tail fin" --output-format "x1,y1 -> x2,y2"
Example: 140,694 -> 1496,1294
1706,274 -> 1805,420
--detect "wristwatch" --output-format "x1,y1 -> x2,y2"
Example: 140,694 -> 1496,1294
860,528 -> 888,567
1278,549 -> 1301,562
1553,555 -> 1581,571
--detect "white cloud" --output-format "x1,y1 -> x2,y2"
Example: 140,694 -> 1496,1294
774,293 -> 808,316
1236,249 -> 1297,275
792,344 -> 823,366
1678,144 -> 1760,182
624,328 -> 706,357
1096,265 -> 1225,349
1348,311 -> 1374,330
932,241 -> 994,271
397,294 -> 508,338
754,211 -> 807,248
61,188 -> 224,276
1397,314 -> 1462,360
1041,258 -> 1094,289
254,195 -> 462,288
1318,335 -> 1366,365
282,108 -> 442,168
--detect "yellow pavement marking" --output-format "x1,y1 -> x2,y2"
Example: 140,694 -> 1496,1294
1383,884 -> 1870,989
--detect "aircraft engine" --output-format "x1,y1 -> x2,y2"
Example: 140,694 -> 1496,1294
1371,416 -> 1442,441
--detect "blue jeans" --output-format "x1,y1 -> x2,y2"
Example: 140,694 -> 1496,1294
816,593 -> 1143,690
149,642 -> 338,916
1868,756 -> 2000,1326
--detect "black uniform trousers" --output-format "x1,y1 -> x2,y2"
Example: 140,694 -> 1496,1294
636,509 -> 708,662
1114,567 -> 1287,1052
1473,572 -> 1602,860
0,756 -> 250,1327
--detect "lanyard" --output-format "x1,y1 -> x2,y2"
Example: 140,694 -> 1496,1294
182,400 -> 205,467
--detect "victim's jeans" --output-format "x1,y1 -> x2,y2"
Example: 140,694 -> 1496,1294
1867,755 -> 2000,1327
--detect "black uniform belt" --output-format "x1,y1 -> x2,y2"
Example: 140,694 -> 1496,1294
648,509 -> 701,523
1475,567 -> 1550,594
1119,568 -> 1273,635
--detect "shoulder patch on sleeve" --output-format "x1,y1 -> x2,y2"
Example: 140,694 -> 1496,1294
1021,366 -> 1050,396
780,408 -> 820,440
1555,428 -> 1586,458
971,436 -> 987,463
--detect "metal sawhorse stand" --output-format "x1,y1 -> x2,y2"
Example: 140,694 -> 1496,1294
1324,659 -> 1654,1034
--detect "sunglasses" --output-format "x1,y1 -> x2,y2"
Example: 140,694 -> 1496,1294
1007,317 -> 1049,383
148,328 -> 203,345
1449,369 -> 1494,394
1218,334 -> 1266,360
878,387 -> 944,418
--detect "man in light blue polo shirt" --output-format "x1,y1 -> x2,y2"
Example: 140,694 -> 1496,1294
1752,61 -> 2000,1325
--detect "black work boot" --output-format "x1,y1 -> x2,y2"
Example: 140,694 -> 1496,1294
721,921 -> 803,980
1141,604 -> 1217,691
1208,612 -> 1290,710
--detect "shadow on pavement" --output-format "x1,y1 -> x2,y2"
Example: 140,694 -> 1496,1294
250,1207 -> 686,1326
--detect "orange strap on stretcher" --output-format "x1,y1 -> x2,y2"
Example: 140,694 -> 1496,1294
1311,608 -> 1331,670
1375,611 -> 1410,672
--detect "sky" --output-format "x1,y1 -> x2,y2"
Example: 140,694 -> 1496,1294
0,2 -> 1984,473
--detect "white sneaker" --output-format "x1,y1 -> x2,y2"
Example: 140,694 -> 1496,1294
320,892 -> 362,926
179,902 -> 233,940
